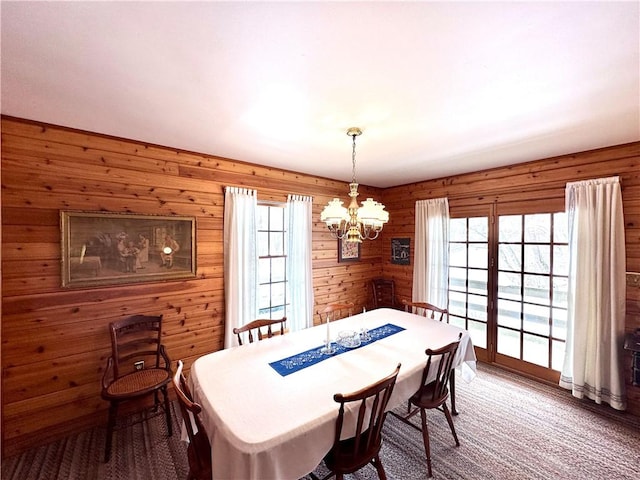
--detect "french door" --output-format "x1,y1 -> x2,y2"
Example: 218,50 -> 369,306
448,202 -> 568,382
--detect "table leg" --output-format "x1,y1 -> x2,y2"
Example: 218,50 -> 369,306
449,369 -> 458,415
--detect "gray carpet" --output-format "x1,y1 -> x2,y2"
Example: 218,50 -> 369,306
3,363 -> 640,480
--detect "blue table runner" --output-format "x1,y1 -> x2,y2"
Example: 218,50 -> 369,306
269,323 -> 405,377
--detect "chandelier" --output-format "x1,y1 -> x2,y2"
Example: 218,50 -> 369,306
320,127 -> 389,243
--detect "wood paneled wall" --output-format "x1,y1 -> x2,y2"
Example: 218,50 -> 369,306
0,117 -> 383,456
380,142 -> 640,415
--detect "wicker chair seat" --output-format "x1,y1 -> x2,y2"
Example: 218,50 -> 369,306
105,368 -> 170,399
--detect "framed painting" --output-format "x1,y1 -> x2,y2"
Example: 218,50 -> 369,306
391,237 -> 410,265
338,238 -> 361,263
60,211 -> 196,288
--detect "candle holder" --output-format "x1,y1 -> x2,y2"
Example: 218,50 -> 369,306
320,338 -> 336,355
320,314 -> 335,354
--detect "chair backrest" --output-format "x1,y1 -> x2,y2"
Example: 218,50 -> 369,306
402,299 -> 448,323
173,360 -> 212,477
371,278 -> 396,309
417,333 -> 462,407
232,317 -> 287,346
331,363 -> 401,467
318,302 -> 355,323
109,314 -> 165,380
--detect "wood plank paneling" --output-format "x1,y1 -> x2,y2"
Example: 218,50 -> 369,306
1,116 -> 383,457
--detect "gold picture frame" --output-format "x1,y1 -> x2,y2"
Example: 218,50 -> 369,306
61,211 -> 196,288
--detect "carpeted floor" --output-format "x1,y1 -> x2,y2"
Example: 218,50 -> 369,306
3,363 -> 639,480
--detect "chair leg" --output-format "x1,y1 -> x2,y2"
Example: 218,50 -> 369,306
372,453 -> 387,480
162,385 -> 173,436
449,369 -> 458,415
104,401 -> 118,463
419,408 -> 433,478
442,402 -> 460,446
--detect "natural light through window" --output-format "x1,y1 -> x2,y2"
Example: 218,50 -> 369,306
257,204 -> 289,319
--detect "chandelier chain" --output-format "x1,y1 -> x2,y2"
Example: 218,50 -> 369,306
351,133 -> 357,184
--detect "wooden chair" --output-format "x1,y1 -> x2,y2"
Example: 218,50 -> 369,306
232,317 -> 287,345
318,302 -> 355,324
402,299 -> 448,323
319,363 -> 401,480
371,278 -> 398,309
390,333 -> 462,477
101,314 -> 173,462
173,360 -> 212,480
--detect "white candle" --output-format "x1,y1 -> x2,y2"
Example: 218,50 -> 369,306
326,317 -> 331,345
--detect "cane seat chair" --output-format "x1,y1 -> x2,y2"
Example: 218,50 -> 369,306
402,299 -> 448,323
101,314 -> 173,462
232,317 -> 287,346
390,333 -> 462,477
319,363 -> 401,480
318,302 -> 355,324
371,278 -> 398,309
173,360 -> 212,480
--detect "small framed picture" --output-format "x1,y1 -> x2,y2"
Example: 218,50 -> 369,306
391,238 -> 410,265
338,238 -> 361,263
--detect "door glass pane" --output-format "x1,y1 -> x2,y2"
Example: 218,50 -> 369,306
523,303 -> 549,335
554,212 -> 567,242
448,291 -> 467,317
523,333 -> 548,367
449,315 -> 466,330
552,277 -> 568,308
498,272 -> 521,300
468,217 -> 488,241
449,243 -> 467,267
498,244 -> 521,271
449,267 -> 467,291
499,215 -> 522,242
524,214 -> 550,242
468,244 -> 487,268
467,294 -> 487,321
450,218 -> 467,241
467,320 -> 487,349
468,268 -> 487,295
552,340 -> 565,371
553,245 -> 569,275
524,244 -> 550,274
524,274 -> 549,305
552,307 -> 567,340
498,299 -> 521,329
497,327 -> 520,357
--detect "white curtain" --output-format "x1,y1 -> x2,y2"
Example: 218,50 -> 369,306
560,176 -> 626,410
412,197 -> 450,309
286,194 -> 314,332
223,186 -> 258,348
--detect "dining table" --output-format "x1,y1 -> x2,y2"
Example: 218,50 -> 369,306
188,307 -> 477,480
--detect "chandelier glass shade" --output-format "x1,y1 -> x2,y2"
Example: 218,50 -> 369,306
320,128 -> 389,243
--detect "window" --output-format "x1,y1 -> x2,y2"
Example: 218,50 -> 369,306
448,209 -> 568,377
257,204 -> 289,319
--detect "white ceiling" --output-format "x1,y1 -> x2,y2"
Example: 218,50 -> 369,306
1,1 -> 638,188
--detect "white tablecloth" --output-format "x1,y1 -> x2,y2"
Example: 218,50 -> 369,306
189,308 -> 477,480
